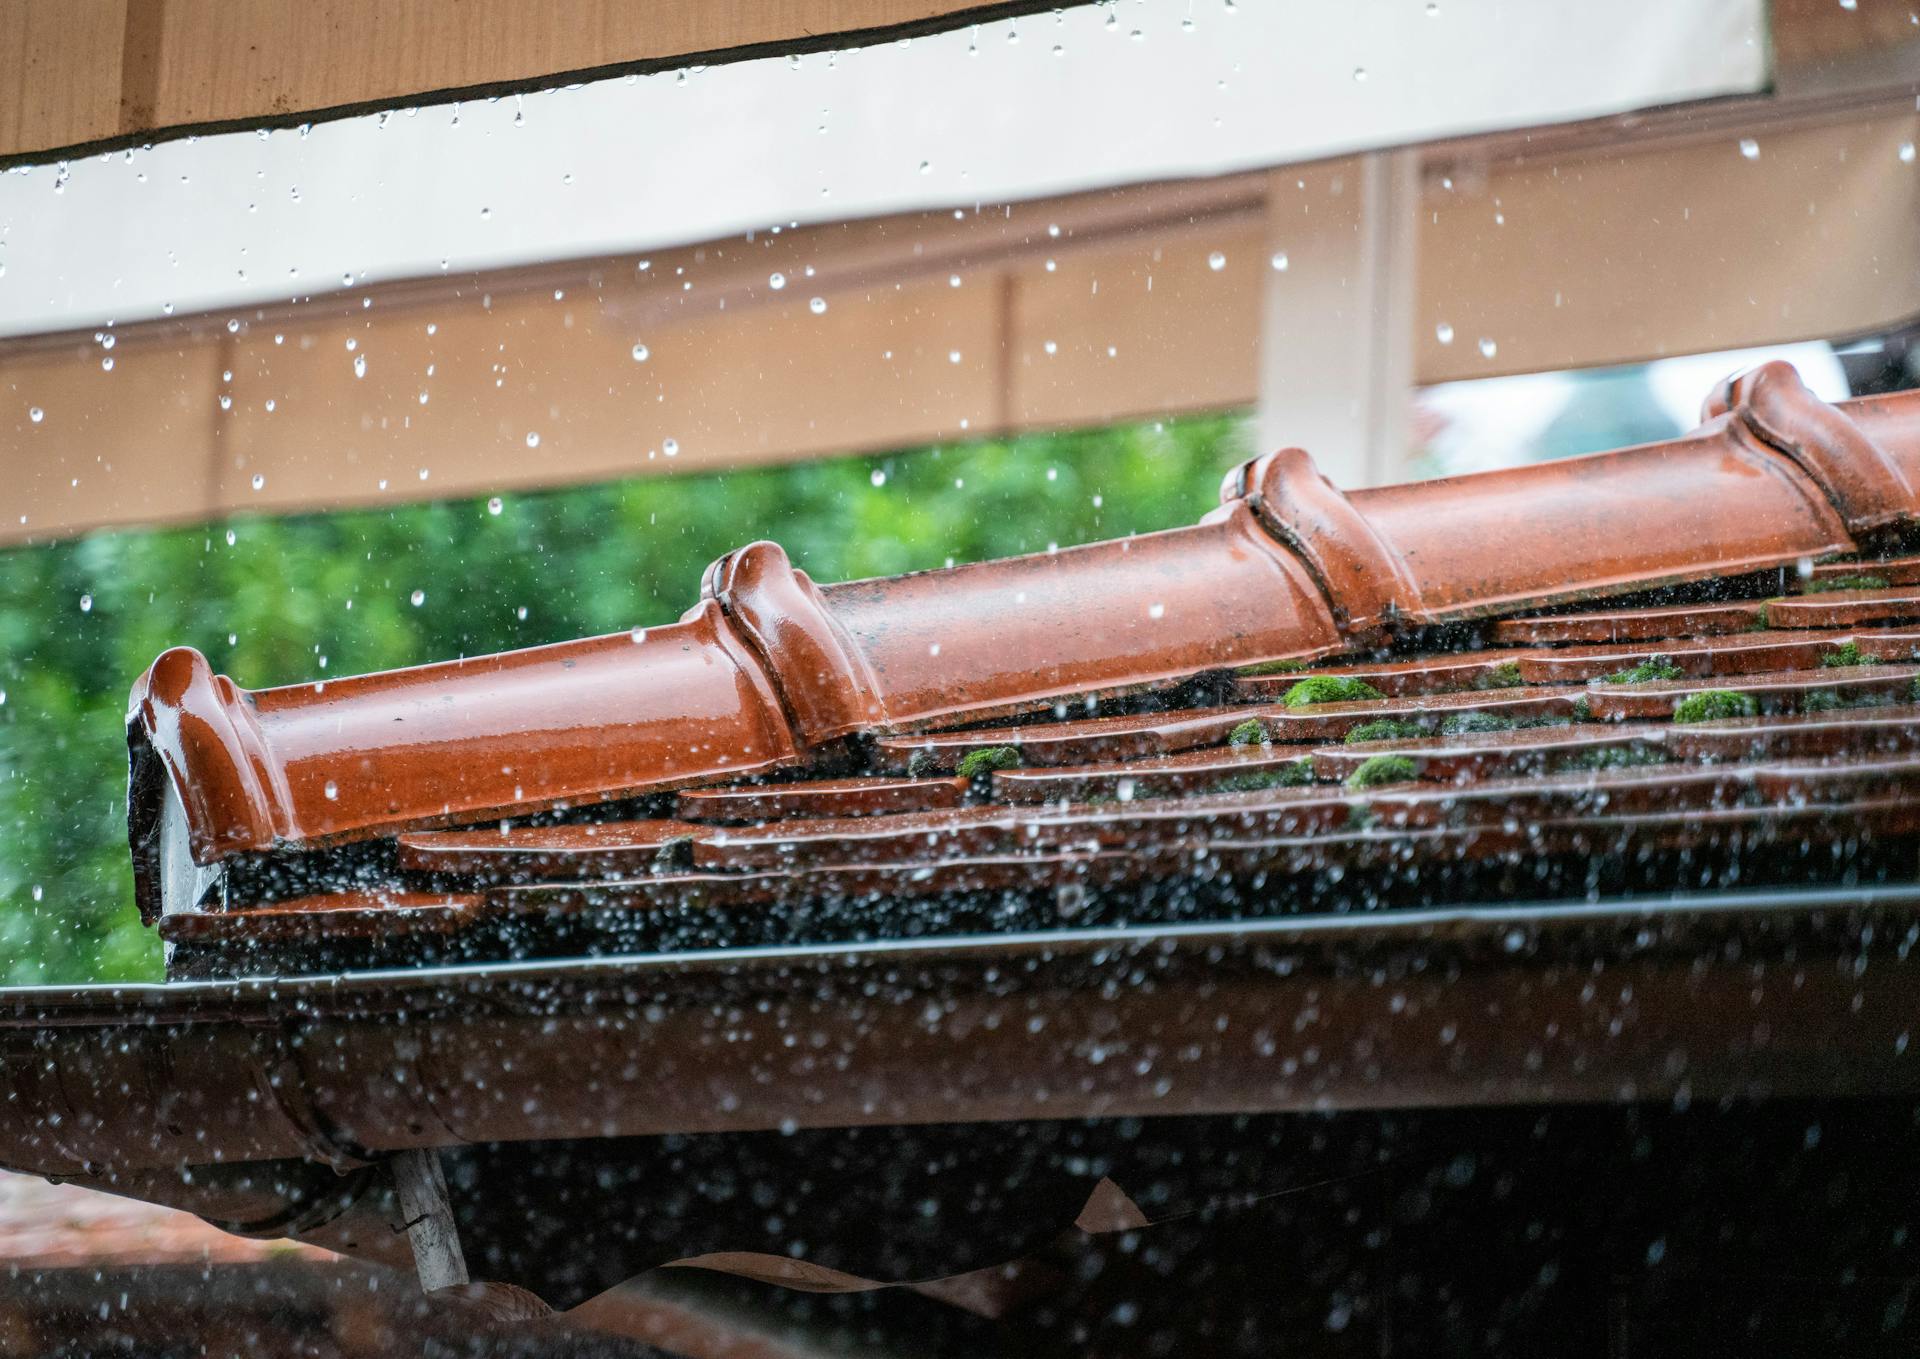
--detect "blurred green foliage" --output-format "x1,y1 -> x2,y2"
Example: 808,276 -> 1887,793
0,413 -> 1247,983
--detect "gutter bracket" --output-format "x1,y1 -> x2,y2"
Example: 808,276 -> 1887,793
389,1148 -> 469,1293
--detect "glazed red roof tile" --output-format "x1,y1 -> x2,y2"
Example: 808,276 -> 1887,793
1491,600 -> 1769,645
125,361 -> 1920,928
1307,722 -> 1668,783
674,775 -> 969,821
91,362 -> 1920,1005
1583,663 -> 1919,720
1804,554 -> 1920,586
1761,585 -> 1920,628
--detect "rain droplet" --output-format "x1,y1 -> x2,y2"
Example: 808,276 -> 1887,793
1478,337 -> 1498,358
27,407 -> 43,424
1739,138 -> 1760,160
251,473 -> 265,490
1207,251 -> 1227,271
1269,252 -> 1289,271
663,438 -> 680,458
769,272 -> 786,290
809,297 -> 828,314
324,780 -> 339,801
487,497 -> 503,516
631,343 -> 650,361
948,350 -> 963,364
630,627 -> 648,644
352,354 -> 367,379
410,589 -> 426,607
918,160 -> 932,175
1352,67 -> 1367,82
525,431 -> 541,448
79,594 -> 93,613
870,469 -> 887,487
1436,322 -> 1455,344
1148,602 -> 1166,619
1902,143 -> 1916,164
225,529 -> 237,546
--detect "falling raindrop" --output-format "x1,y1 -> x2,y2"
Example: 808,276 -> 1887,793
526,431 -> 541,448
251,473 -> 266,490
769,272 -> 787,290
631,343 -> 650,361
352,354 -> 367,379
28,407 -> 43,424
948,350 -> 963,364
870,469 -> 888,487
410,589 -> 426,607
1739,138 -> 1760,160
1478,337 -> 1498,358
79,594 -> 92,613
1270,252 -> 1289,271
1902,143 -> 1916,164
1352,67 -> 1367,83
1207,251 -> 1227,271
809,297 -> 828,314
663,437 -> 680,457
918,160 -> 932,175
324,780 -> 339,801
487,497 -> 504,516
1436,322 -> 1455,344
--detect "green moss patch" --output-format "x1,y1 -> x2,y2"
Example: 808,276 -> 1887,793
956,746 -> 1020,778
1818,642 -> 1866,668
1472,662 -> 1524,690
1344,718 -> 1426,744
1672,690 -> 1758,723
1226,718 -> 1271,747
1282,675 -> 1384,707
1807,574 -> 1889,594
1551,746 -> 1667,773
1213,758 -> 1315,793
1606,656 -> 1684,684
1344,754 -> 1419,789
1236,658 -> 1310,677
1439,711 -> 1519,736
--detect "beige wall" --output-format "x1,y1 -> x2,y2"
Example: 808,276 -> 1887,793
5,104 -> 1919,544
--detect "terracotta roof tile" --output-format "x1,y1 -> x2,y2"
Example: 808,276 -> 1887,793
124,360 -> 1920,930
93,361 -> 1920,1017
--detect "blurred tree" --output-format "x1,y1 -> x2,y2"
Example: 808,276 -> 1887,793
0,413 -> 1248,983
